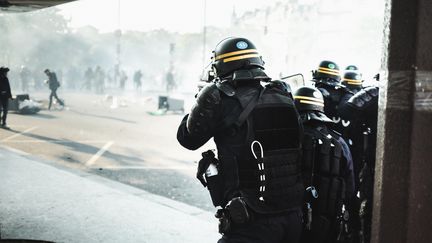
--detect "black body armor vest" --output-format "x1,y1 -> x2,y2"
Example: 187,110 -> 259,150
216,83 -> 304,214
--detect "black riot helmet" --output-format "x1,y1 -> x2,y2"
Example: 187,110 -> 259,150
342,71 -> 363,88
293,86 -> 325,113
312,60 -> 341,82
294,86 -> 333,123
345,65 -> 358,71
211,37 -> 265,78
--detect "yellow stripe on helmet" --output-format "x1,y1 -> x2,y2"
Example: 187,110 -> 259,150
318,67 -> 340,73
223,54 -> 260,63
317,69 -> 340,76
299,100 -> 325,107
215,49 -> 258,60
343,78 -> 363,84
294,95 -> 324,103
346,81 -> 363,85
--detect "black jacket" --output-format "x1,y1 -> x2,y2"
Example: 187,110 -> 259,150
178,80 -> 305,214
0,74 -> 12,99
47,72 -> 60,90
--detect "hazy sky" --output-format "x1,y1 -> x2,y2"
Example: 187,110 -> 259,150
59,0 -> 279,33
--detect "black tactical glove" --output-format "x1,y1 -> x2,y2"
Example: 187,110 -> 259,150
215,208 -> 231,234
196,150 -> 218,187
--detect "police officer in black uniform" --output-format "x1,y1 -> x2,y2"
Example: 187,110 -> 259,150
341,71 -> 363,95
293,86 -> 354,243
338,70 -> 365,142
177,37 -> 305,243
312,61 -> 353,136
0,67 -> 12,128
339,86 -> 378,243
339,70 -> 366,189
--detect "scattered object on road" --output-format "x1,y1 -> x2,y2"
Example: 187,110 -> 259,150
157,95 -> 184,113
147,108 -> 168,116
8,94 -> 41,114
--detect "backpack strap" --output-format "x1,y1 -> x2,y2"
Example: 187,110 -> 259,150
233,87 -> 266,128
218,86 -> 265,132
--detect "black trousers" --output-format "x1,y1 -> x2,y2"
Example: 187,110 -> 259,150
218,209 -> 303,243
49,89 -> 64,109
0,95 -> 9,125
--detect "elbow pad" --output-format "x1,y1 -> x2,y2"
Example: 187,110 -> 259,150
339,86 -> 378,120
186,83 -> 221,134
347,86 -> 379,109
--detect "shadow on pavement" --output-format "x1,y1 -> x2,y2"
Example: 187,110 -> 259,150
16,132 -> 143,164
30,113 -> 57,119
69,109 -> 137,124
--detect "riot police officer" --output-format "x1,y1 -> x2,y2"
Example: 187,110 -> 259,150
312,60 -> 353,135
339,70 -> 368,189
177,37 -> 304,243
293,86 -> 354,243
339,86 -> 378,243
337,70 -> 364,141
341,71 -> 363,94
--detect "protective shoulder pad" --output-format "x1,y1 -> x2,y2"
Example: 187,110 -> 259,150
265,80 -> 292,93
216,82 -> 235,97
186,83 -> 222,134
364,86 -> 379,97
196,83 -> 221,107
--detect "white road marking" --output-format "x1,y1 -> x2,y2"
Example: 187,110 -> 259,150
85,141 -> 114,166
0,126 -> 38,142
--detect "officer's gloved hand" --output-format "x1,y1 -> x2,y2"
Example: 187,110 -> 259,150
196,150 -> 217,187
215,208 -> 231,234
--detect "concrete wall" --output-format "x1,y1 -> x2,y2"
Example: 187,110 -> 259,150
372,0 -> 432,242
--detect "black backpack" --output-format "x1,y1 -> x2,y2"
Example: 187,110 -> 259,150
301,126 -> 348,242
221,82 -> 305,213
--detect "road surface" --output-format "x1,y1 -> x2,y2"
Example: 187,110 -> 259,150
0,90 -> 216,212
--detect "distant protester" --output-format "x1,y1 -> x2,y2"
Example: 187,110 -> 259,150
0,66 -> 12,128
44,69 -> 64,110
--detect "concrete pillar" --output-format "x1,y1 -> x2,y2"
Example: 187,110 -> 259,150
372,0 -> 432,242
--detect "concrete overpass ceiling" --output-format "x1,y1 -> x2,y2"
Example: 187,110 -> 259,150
0,0 -> 75,12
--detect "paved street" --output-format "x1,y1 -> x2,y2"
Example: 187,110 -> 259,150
0,90 -> 215,212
